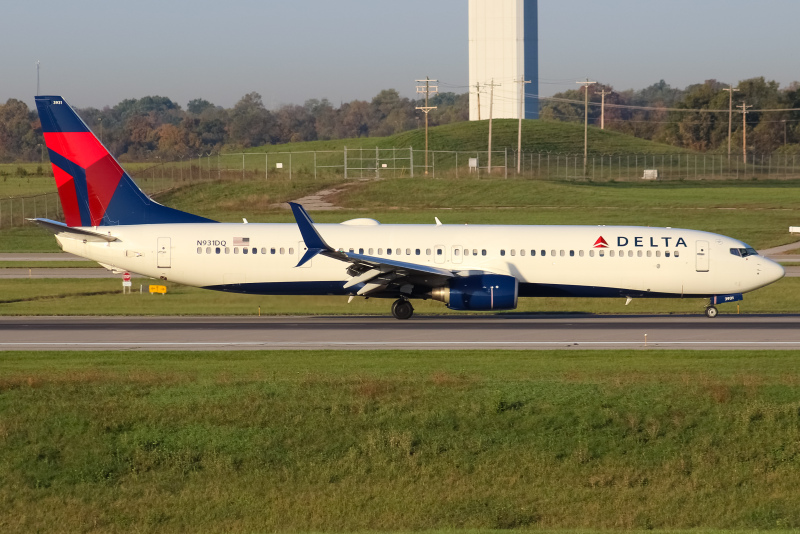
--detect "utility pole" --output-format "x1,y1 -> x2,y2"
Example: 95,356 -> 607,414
486,79 -> 499,173
722,85 -> 740,163
598,89 -> 610,130
783,119 -> 788,145
517,77 -> 531,174
475,82 -> 481,121
415,77 -> 438,175
576,79 -> 597,175
738,101 -> 753,165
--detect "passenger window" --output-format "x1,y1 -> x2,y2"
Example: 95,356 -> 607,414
559,250 -> 565,257
437,248 -> 443,256
416,249 -> 421,255
368,248 -> 374,255
482,250 -> 487,256
206,247 -> 211,254
665,251 -> 671,257
509,250 -> 515,256
216,247 -> 221,254
349,248 -> 354,253
225,247 -> 230,254
406,248 -> 411,255
675,251 -> 680,258
280,248 -> 285,254
378,248 -> 383,255
464,249 -> 470,256
455,249 -> 461,256
197,247 -> 202,254
589,250 -> 594,257
473,249 -> 478,256
396,248 -> 400,255
289,248 -> 294,254
646,250 -> 652,257
261,247 -> 266,254
520,250 -> 525,256
426,249 -> 431,255
579,250 -> 584,257
359,248 -> 364,254
656,250 -> 661,258
252,248 -> 257,254
234,247 -> 239,254
628,250 -> 633,257
531,250 -> 536,257
542,250 -> 546,257
270,248 -> 276,254
599,250 -> 605,257
637,250 -> 642,257
243,248 -> 248,254
609,250 -> 615,257
387,248 -> 392,255
551,250 -> 556,257
500,250 -> 506,256
569,250 -> 574,257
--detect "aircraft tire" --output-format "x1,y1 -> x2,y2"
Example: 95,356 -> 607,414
392,299 -> 414,320
705,306 -> 719,318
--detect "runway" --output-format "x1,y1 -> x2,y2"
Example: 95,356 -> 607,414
1,315 -> 800,350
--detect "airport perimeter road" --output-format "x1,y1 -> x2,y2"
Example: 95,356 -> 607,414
1,315 -> 800,351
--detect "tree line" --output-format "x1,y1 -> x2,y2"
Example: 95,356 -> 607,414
540,77 -> 800,154
2,77 -> 799,163
0,90 -> 467,163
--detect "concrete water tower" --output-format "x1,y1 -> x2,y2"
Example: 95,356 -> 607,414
468,0 -> 538,120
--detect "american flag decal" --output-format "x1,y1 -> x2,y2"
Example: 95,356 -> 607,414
234,237 -> 250,246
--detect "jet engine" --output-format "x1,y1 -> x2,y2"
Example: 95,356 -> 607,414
430,274 -> 518,311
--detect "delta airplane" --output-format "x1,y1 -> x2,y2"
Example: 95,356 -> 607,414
33,96 -> 785,319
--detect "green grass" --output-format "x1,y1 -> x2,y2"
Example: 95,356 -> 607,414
0,276 -> 797,316
0,261 -> 99,268
0,173 -> 55,197
2,349 -> 800,532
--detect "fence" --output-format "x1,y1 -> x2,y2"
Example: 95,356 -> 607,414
3,148 -> 799,229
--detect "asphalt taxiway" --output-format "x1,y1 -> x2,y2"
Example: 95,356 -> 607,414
1,315 -> 799,351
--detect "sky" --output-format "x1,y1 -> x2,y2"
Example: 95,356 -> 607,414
2,0 -> 799,110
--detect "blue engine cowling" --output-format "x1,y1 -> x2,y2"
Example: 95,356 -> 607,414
431,274 -> 518,311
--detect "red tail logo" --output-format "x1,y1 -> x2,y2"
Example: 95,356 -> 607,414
593,236 -> 609,248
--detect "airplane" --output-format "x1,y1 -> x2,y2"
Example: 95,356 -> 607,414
32,95 -> 785,319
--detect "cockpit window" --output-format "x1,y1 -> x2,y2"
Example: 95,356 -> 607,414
730,247 -> 759,258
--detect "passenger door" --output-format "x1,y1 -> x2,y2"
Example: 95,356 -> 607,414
696,240 -> 709,272
157,237 -> 171,268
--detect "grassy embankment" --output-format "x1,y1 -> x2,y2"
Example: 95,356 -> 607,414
2,350 -> 800,533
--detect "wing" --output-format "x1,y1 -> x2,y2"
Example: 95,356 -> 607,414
289,203 -> 453,297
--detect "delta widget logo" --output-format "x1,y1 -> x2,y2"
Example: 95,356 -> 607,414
593,236 -> 609,248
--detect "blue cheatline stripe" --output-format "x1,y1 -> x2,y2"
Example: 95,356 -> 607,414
47,149 -> 92,226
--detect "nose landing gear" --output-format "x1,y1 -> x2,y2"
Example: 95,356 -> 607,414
391,298 -> 414,320
704,305 -> 719,318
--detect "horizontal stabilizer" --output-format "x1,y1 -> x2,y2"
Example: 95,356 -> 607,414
29,218 -> 119,242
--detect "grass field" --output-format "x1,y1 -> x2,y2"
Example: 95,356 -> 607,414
0,276 -> 797,316
2,349 -> 800,533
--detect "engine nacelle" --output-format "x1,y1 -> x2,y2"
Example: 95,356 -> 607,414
431,274 -> 518,311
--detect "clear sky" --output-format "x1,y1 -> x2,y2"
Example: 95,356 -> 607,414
2,0 -> 798,110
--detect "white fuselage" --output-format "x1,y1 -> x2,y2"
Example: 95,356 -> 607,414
56,221 -> 785,300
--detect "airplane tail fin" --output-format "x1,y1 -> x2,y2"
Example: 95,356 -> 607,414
35,95 -> 215,227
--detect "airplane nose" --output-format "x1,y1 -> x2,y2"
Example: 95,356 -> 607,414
762,258 -> 785,284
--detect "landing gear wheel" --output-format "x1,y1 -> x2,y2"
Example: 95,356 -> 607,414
705,306 -> 718,318
391,299 -> 414,320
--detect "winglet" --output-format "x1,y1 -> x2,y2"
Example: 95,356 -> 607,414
289,202 -> 334,267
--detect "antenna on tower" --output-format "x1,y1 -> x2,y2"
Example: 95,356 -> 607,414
36,60 -> 40,96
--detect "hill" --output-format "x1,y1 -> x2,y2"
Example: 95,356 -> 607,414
244,119 -> 692,156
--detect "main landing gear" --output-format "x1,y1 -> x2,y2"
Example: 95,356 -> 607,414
705,305 -> 719,318
391,298 -> 414,320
